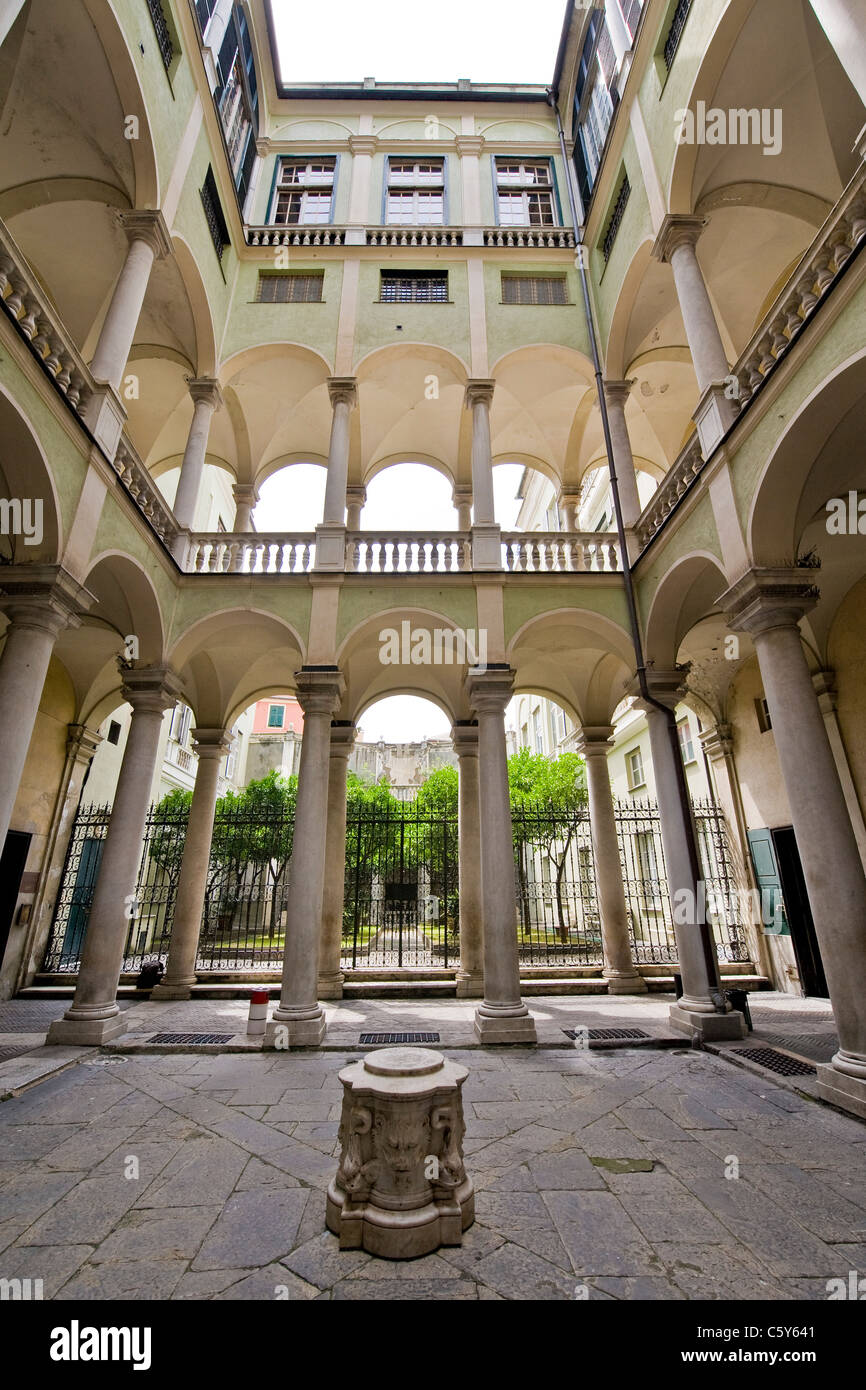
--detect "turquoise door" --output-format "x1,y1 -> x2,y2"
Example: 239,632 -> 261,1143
747,828 -> 788,934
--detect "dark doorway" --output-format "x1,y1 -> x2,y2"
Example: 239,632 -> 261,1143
772,826 -> 829,998
0,830 -> 32,974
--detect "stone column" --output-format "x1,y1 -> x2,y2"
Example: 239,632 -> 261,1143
807,0 -> 866,106
0,571 -> 91,854
603,380 -> 643,529
266,668 -> 345,1047
638,674 -> 746,1041
345,487 -> 366,531
89,212 -> 172,391
722,568 -> 866,1119
47,666 -> 181,1046
652,216 -> 736,456
452,722 -> 484,998
558,490 -> 582,532
172,379 -> 224,533
319,722 -> 355,1000
322,378 -> 358,525
453,487 -> 473,532
232,483 -> 258,532
577,727 -> 646,994
465,380 -> 501,570
466,667 -> 536,1043
151,729 -> 232,1000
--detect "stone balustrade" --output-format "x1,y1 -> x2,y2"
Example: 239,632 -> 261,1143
636,164 -> 866,550
186,534 -> 317,574
112,438 -> 178,547
483,227 -> 576,249
500,532 -> 622,572
246,226 -> 347,247
366,228 -> 464,247
346,533 -> 472,573
245,224 -> 576,250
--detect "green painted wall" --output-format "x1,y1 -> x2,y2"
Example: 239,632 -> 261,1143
221,258 -> 343,365
353,260 -> 471,368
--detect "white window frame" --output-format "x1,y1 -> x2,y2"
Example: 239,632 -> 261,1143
385,158 -> 446,226
626,747 -> 645,790
271,158 -> 336,226
494,158 -> 557,227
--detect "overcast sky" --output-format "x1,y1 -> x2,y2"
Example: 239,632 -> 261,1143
270,0 -> 569,87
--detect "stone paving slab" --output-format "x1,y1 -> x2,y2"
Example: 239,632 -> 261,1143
0,1040 -> 863,1300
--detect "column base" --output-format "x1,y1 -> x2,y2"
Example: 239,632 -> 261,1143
669,1002 -> 746,1042
604,969 -> 648,995
264,1008 -> 327,1049
815,1061 -> 866,1121
318,971 -> 344,1000
150,980 -> 195,1001
456,969 -> 484,998
473,1004 -> 537,1045
46,1009 -> 128,1046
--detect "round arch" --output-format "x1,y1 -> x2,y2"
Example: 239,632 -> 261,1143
0,385 -> 63,563
644,552 -> 730,671
167,607 -> 306,729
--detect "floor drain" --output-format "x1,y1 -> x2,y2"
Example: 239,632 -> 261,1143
82,1055 -> 129,1066
734,1046 -> 817,1077
148,1033 -> 235,1045
562,1027 -> 651,1042
359,1032 -> 441,1045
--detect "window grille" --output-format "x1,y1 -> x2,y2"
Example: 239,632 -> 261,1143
601,175 -> 630,262
502,275 -> 567,306
146,0 -> 174,70
201,167 -> 230,261
663,0 -> 693,71
256,273 -> 324,304
380,273 -> 448,303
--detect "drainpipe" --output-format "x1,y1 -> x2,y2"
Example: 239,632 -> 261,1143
547,89 -> 724,1005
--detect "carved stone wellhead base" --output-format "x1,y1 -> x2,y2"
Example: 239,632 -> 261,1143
326,1047 -> 474,1259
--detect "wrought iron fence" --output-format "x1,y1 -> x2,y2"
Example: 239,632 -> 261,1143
44,792 -> 749,975
342,802 -> 457,969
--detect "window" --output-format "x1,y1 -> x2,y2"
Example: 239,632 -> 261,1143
170,704 -> 192,746
145,0 -> 175,72
677,719 -> 696,764
194,0 -> 219,35
755,697 -> 773,733
256,272 -> 325,303
626,747 -> 645,789
223,750 -> 236,780
556,706 -> 568,742
520,722 -> 529,749
601,174 -> 631,263
271,159 -> 336,225
572,11 -> 619,206
107,720 -> 121,746
662,0 -> 694,72
214,6 -> 260,203
635,831 -> 663,905
201,167 -> 231,262
620,0 -> 645,39
533,707 -> 544,755
379,271 -> 448,303
268,705 -> 285,729
494,159 -> 556,227
386,158 -> 445,225
501,275 -> 568,306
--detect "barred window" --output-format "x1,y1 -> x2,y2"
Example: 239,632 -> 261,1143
386,158 -> 445,225
256,273 -> 325,304
201,167 -> 230,262
380,272 -> 448,303
272,159 -> 336,225
601,174 -> 631,263
495,158 -> 556,227
502,275 -> 567,305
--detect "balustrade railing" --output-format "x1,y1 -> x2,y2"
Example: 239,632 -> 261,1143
636,163 -> 866,549
186,534 -> 317,574
500,532 -> 622,572
246,226 -> 347,247
0,217 -> 179,549
345,533 -> 472,574
245,223 -> 576,250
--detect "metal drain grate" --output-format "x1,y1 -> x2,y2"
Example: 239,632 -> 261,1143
148,1032 -> 234,1045
735,1046 -> 817,1077
359,1032 -> 440,1045
757,1032 -> 838,1064
563,1027 -> 650,1042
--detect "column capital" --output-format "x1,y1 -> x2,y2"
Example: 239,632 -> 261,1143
118,209 -> 173,261
451,720 -> 479,757
348,134 -> 378,156
0,566 -> 94,636
294,666 -> 346,716
328,376 -> 358,410
66,723 -> 103,764
464,378 -> 496,410
719,566 -> 820,637
699,721 -> 735,761
120,664 -> 183,715
603,378 -> 637,406
345,484 -> 367,505
329,721 -> 356,758
191,727 -> 233,756
465,664 -> 514,714
232,482 -> 259,506
455,135 -> 485,157
575,725 -> 615,755
630,668 -> 690,712
187,377 -> 223,412
652,214 -> 707,264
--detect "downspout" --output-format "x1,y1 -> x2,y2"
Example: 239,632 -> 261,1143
547,88 -> 724,1005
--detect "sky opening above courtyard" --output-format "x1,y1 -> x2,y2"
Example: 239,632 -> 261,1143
269,0 -> 569,86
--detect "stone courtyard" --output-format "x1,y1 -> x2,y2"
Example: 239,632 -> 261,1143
0,996 -> 864,1301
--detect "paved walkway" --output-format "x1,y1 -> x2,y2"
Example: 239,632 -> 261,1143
0,993 -> 862,1301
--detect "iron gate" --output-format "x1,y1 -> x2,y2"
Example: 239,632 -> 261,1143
342,803 -> 457,968
512,802 -> 602,964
